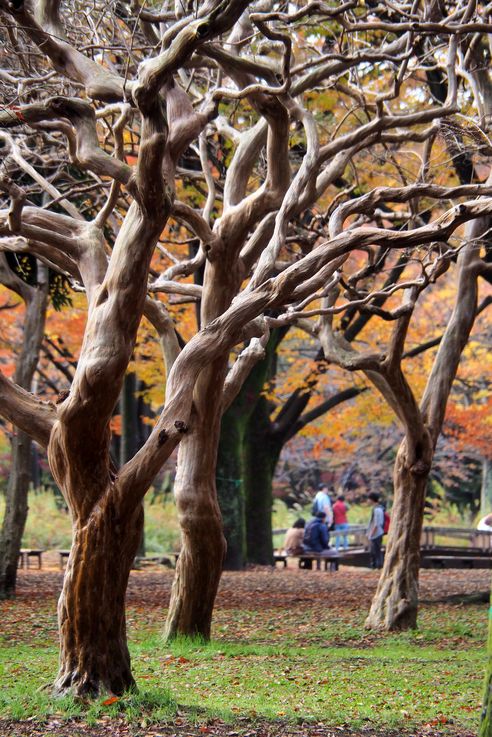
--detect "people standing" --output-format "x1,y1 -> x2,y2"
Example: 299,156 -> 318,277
333,494 -> 350,552
312,484 -> 334,528
367,492 -> 385,569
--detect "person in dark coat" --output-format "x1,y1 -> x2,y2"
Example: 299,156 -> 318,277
303,512 -> 337,557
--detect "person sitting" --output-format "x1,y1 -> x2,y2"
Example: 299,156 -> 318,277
283,518 -> 305,555
303,511 -> 337,556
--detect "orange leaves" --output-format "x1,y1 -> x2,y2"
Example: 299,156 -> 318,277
101,695 -> 119,706
162,654 -> 191,666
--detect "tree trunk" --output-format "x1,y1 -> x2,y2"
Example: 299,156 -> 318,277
365,434 -> 432,630
216,328 -> 286,568
216,410 -> 246,570
165,395 -> 226,640
54,494 -> 143,696
244,397 -> 281,565
480,586 -> 492,737
481,458 -> 492,516
0,264 -> 48,599
0,431 -> 31,598
120,372 -> 145,556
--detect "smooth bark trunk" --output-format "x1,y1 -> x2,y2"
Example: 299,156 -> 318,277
365,435 -> 432,630
54,494 -> 143,696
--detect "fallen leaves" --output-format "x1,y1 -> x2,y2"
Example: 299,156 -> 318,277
101,696 -> 119,706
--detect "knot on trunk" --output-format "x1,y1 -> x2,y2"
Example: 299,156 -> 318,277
174,420 -> 188,434
410,459 -> 431,476
158,429 -> 169,445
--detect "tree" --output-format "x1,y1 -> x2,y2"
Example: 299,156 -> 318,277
321,204 -> 491,629
1,0 -> 492,696
0,255 -> 48,598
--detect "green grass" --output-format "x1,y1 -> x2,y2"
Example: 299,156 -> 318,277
0,600 -> 485,733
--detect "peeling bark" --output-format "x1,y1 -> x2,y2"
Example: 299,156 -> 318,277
365,434 -> 432,630
54,495 -> 143,696
165,402 -> 226,639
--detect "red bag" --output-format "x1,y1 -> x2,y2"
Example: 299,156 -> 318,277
383,511 -> 390,535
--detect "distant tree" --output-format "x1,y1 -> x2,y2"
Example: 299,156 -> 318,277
0,255 -> 48,598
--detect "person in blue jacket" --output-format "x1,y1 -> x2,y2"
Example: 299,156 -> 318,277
303,511 -> 337,557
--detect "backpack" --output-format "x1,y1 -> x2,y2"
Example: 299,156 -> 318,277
383,510 -> 390,535
311,498 -> 320,516
304,519 -> 317,548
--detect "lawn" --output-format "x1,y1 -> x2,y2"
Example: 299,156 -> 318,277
0,566 -> 487,736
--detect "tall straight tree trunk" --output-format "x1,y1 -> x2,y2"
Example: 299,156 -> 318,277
54,491 -> 143,695
216,410 -> 246,570
120,371 -> 145,556
0,263 -> 48,599
244,397 -> 281,565
0,431 -> 32,597
365,434 -> 432,630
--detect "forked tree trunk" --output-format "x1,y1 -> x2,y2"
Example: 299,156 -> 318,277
54,493 -> 143,696
365,434 -> 432,630
165,400 -> 226,639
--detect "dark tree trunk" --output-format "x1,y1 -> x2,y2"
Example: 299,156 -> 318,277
365,434 -> 432,630
0,431 -> 31,598
0,265 -> 48,599
120,371 -> 145,556
244,396 -> 281,566
55,496 -> 143,696
217,329 -> 286,567
216,410 -> 246,569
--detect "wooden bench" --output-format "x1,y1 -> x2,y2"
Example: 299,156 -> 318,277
58,550 -> 70,569
421,555 -> 492,569
297,553 -> 339,572
274,553 -> 288,568
18,549 -> 43,569
273,551 -> 339,571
